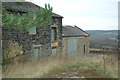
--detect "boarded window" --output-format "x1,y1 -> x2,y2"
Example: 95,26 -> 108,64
51,27 -> 56,41
33,47 -> 40,59
68,38 -> 77,56
52,47 -> 56,56
29,27 -> 36,35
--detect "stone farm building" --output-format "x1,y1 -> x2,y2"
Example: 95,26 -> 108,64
2,2 -> 90,59
62,25 -> 90,56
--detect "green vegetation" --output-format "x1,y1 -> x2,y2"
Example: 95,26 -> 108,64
43,61 -> 114,78
2,53 -> 118,78
2,3 -> 53,32
2,40 -> 24,66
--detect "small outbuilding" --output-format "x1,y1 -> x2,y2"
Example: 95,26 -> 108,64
62,25 -> 90,56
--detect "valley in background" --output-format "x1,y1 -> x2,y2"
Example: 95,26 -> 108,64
85,30 -> 119,51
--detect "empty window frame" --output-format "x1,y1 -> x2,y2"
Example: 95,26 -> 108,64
51,27 -> 57,41
29,27 -> 36,35
33,47 -> 40,59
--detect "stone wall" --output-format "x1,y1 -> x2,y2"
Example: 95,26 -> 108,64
77,36 -> 89,55
2,16 -> 63,59
62,36 -> 89,56
51,17 -> 63,58
62,37 -> 68,56
0,26 -> 1,80
2,26 -> 51,58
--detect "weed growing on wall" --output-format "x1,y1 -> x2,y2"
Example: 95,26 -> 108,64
3,41 -> 23,65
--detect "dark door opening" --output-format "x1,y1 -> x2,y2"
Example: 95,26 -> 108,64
84,45 -> 86,53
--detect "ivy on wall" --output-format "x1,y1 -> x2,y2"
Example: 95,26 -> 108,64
2,3 -> 53,32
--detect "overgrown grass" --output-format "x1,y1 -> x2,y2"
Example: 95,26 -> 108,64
0,66 -> 2,80
2,53 -> 118,78
43,58 -> 117,78
43,62 -> 106,78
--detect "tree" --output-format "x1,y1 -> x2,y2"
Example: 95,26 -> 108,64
2,3 -> 53,32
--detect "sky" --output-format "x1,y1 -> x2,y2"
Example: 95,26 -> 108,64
26,0 -> 119,30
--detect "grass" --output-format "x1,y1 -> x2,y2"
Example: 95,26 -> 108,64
43,56 -> 118,78
2,53 -> 118,78
2,57 -> 65,78
0,66 -> 2,80
43,62 -> 106,78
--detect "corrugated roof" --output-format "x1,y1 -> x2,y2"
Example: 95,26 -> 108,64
62,25 -> 89,37
2,2 -> 63,18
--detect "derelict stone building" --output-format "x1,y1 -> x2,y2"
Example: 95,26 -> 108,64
2,2 -> 63,59
2,2 -> 90,60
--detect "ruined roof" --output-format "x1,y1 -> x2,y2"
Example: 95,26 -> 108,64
2,2 -> 63,18
62,25 -> 90,37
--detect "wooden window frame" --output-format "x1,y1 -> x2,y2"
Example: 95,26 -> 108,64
51,27 -> 57,42
33,45 -> 41,59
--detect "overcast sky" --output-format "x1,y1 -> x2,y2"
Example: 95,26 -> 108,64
26,0 -> 119,30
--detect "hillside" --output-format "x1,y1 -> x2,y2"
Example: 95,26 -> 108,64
85,30 -> 119,51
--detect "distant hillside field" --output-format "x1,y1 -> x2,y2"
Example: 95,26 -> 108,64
85,30 -> 119,51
